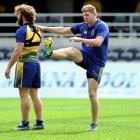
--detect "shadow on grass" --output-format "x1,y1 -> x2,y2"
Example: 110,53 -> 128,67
45,130 -> 90,135
0,129 -> 30,134
0,129 -> 91,136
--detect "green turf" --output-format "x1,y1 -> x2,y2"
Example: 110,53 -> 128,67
0,98 -> 140,140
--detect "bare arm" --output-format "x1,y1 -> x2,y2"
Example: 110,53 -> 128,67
5,42 -> 24,79
69,36 -> 104,47
37,25 -> 72,34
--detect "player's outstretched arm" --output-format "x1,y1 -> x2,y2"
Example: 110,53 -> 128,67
37,25 -> 72,34
69,36 -> 104,47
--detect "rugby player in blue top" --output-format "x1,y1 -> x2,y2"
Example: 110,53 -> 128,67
39,4 -> 109,131
5,4 -> 44,130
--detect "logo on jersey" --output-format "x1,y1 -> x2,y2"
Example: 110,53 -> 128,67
83,31 -> 87,34
91,30 -> 94,37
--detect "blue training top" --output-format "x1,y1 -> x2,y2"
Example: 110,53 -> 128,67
71,19 -> 109,67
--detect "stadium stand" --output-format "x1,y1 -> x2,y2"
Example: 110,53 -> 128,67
0,51 -> 4,60
0,13 -> 140,61
135,51 -> 140,60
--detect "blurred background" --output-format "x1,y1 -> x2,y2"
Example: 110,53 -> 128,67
0,0 -> 140,98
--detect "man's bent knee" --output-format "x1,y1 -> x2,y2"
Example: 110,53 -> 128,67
66,47 -> 77,56
66,47 -> 83,62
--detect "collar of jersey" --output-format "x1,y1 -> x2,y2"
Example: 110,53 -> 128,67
86,18 -> 100,29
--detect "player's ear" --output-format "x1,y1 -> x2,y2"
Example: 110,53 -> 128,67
93,12 -> 97,16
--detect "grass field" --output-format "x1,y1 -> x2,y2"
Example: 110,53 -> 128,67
0,98 -> 140,140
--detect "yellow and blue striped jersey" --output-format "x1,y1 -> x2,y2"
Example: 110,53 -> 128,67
16,23 -> 42,62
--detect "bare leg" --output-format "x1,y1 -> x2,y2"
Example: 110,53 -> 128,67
19,88 -> 30,121
51,47 -> 83,63
87,78 -> 99,124
29,88 -> 42,120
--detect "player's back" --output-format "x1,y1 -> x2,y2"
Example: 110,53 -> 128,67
16,23 -> 42,62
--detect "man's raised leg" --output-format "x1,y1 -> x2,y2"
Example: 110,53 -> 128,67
43,37 -> 83,63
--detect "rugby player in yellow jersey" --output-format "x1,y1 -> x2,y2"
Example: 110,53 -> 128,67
5,4 -> 44,130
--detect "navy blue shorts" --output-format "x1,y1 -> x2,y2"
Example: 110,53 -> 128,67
75,50 -> 104,83
14,61 -> 41,88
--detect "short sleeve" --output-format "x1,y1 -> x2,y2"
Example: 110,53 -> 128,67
96,23 -> 109,38
15,27 -> 26,43
71,23 -> 84,35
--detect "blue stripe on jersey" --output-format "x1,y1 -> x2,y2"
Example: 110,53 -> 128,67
16,25 -> 26,43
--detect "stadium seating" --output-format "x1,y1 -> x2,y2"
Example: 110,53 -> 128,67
107,48 -> 140,61
121,51 -> 133,61
1,47 -> 140,61
0,48 -> 12,60
135,51 -> 140,60
0,51 -> 4,60
107,50 -> 120,61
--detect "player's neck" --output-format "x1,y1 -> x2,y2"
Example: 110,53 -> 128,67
87,18 -> 97,27
23,21 -> 29,24
23,18 -> 29,25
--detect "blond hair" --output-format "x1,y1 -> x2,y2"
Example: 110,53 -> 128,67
15,4 -> 36,23
81,4 -> 97,14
